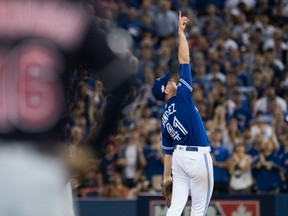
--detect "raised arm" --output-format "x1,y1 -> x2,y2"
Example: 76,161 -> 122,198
178,11 -> 189,64
177,11 -> 192,89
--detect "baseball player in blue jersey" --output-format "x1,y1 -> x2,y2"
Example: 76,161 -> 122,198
151,12 -> 214,216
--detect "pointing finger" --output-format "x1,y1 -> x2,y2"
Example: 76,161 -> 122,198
179,11 -> 181,19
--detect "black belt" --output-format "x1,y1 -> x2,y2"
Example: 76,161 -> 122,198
177,145 -> 198,152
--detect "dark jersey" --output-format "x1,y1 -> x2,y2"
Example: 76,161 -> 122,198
252,152 -> 281,192
0,0 -> 133,149
144,146 -> 164,181
161,64 -> 210,155
99,153 -> 119,185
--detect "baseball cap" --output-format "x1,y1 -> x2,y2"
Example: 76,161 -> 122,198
151,72 -> 170,101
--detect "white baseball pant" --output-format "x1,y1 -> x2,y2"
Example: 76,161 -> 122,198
166,146 -> 214,216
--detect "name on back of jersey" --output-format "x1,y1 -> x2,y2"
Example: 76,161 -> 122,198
162,103 -> 188,141
162,103 -> 176,126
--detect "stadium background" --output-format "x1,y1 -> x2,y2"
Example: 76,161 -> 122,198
64,0 -> 288,215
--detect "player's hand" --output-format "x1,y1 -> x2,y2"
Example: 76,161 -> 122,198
161,176 -> 173,208
178,11 -> 189,33
163,175 -> 173,185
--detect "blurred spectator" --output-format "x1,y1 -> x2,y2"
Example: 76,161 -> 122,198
136,104 -> 160,137
156,39 -> 173,68
228,143 -> 253,193
250,115 -> 279,150
222,118 -> 243,153
137,46 -> 155,83
97,138 -> 119,195
154,0 -> 178,39
121,7 -> 141,44
254,14 -> 275,41
82,160 -> 100,197
252,138 -> 281,194
242,126 -> 254,153
140,12 -> 155,37
263,47 -> 284,86
139,0 -> 158,19
200,3 -> 224,32
201,20 -> 218,46
250,68 -> 265,99
103,172 -> 129,198
270,99 -> 288,141
210,129 -> 230,193
248,132 -> 264,158
129,175 -> 152,197
143,130 -> 164,191
117,128 -> 147,189
68,126 -> 85,158
74,81 -> 95,126
232,90 -> 252,132
206,62 -> 226,84
93,80 -> 104,113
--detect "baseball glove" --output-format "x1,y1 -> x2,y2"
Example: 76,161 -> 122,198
161,179 -> 173,208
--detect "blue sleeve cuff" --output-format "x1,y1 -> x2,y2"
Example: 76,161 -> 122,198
163,149 -> 174,155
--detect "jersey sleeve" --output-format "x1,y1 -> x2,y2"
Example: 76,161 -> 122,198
161,129 -> 174,155
178,64 -> 192,92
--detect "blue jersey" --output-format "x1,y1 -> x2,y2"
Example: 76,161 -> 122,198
252,152 -> 281,192
211,145 -> 230,183
143,146 -> 164,181
161,64 -> 210,155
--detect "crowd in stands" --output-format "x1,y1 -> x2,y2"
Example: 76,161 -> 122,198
64,0 -> 288,198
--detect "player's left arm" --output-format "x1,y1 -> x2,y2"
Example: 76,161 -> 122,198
163,154 -> 172,182
177,11 -> 192,92
162,131 -> 174,155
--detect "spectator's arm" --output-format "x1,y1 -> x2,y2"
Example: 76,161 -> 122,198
215,160 -> 230,169
213,105 -> 226,130
116,147 -> 126,167
280,167 -> 286,182
133,169 -> 144,184
214,149 -> 230,169
264,160 -> 280,171
239,155 -> 252,172
228,157 -> 236,175
132,144 -> 147,184
254,153 -> 266,169
138,144 -> 147,168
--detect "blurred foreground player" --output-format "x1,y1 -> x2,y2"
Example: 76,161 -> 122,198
0,0 -> 134,216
